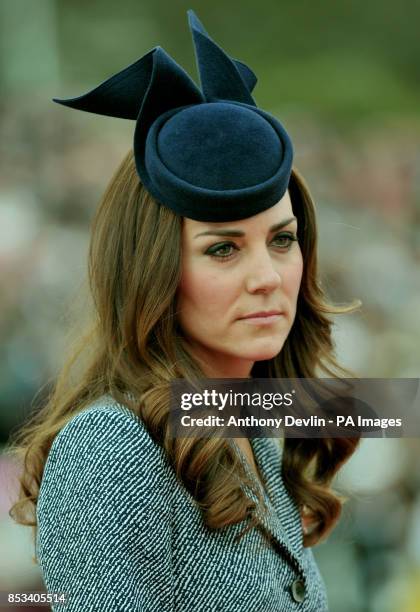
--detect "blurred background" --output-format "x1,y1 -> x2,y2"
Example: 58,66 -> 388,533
0,0 -> 419,610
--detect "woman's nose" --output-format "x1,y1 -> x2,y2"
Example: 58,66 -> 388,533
245,251 -> 282,294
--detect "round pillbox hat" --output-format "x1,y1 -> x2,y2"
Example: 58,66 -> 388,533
54,9 -> 294,223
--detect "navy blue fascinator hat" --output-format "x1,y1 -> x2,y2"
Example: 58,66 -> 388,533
54,10 -> 294,222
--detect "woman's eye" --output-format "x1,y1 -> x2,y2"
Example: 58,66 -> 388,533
271,232 -> 298,249
204,233 -> 298,260
205,242 -> 237,259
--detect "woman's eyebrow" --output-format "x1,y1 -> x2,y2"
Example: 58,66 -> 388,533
194,216 -> 297,238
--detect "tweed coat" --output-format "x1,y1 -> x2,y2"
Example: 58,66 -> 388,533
36,395 -> 329,611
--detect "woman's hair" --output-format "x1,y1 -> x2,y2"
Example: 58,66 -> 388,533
8,150 -> 361,551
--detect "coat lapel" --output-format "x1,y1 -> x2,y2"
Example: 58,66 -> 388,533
233,437 -> 307,578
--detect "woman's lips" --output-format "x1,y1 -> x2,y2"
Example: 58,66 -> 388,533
238,312 -> 285,325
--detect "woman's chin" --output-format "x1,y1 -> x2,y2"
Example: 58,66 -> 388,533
239,341 -> 285,362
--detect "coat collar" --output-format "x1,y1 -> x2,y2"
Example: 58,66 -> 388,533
232,437 -> 308,580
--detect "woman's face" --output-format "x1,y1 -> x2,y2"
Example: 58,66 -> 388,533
177,190 -> 303,377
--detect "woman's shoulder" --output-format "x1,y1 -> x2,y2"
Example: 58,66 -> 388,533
37,395 -> 174,571
44,394 -> 170,477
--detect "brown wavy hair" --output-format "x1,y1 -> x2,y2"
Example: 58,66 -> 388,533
8,150 -> 361,552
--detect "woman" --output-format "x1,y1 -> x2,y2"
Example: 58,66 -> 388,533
8,10 -> 360,611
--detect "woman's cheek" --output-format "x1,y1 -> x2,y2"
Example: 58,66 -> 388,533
284,258 -> 303,294
198,272 -> 236,310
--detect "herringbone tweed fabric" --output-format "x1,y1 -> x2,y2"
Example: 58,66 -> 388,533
37,395 -> 329,611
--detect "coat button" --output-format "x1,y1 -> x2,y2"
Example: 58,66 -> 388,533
291,578 -> 306,603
